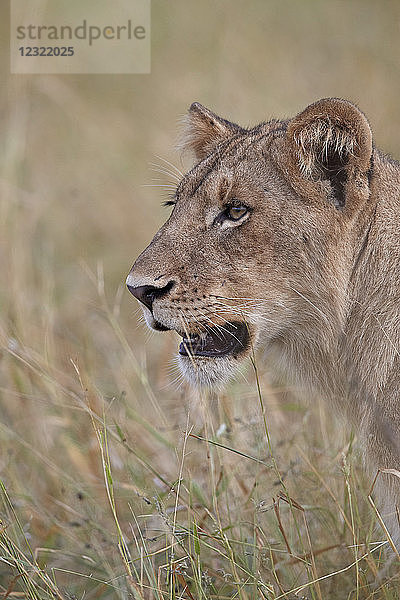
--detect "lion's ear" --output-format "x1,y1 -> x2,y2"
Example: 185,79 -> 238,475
179,102 -> 243,160
286,98 -> 373,207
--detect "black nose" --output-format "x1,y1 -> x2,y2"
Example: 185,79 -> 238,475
127,281 -> 175,311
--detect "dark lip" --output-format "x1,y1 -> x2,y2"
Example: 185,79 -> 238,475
179,321 -> 250,358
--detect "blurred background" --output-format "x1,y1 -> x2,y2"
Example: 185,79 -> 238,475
1,1 -> 400,598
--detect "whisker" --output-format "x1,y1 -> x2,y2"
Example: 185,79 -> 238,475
193,309 -> 228,341
211,303 -> 278,326
200,311 -> 236,334
212,299 -> 265,309
161,360 -> 187,391
141,183 -> 177,189
197,311 -> 248,347
154,154 -> 184,178
211,303 -> 255,316
214,294 -> 273,302
178,314 -> 198,367
149,165 -> 181,183
186,309 -> 213,336
149,176 -> 176,183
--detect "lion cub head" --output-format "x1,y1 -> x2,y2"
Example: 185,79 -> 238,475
126,98 -> 373,387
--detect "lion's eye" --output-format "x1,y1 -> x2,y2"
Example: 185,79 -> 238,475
225,205 -> 249,221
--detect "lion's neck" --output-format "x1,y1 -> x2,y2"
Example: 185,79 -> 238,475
279,156 -> 400,423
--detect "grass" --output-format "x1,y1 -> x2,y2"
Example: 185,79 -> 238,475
1,284 -> 399,598
2,0 -> 400,597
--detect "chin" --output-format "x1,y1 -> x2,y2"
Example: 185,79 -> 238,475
172,320 -> 252,388
178,353 -> 247,389
144,313 -> 256,388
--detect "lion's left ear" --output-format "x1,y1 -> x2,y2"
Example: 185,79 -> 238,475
179,102 -> 243,161
286,98 -> 373,208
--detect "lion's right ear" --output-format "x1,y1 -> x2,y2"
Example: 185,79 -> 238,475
179,103 -> 243,161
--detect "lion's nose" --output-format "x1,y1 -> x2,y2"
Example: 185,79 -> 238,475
126,281 -> 175,312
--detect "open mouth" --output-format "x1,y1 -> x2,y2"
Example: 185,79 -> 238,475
179,321 -> 250,358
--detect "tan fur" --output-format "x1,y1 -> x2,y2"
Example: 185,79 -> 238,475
126,98 -> 400,546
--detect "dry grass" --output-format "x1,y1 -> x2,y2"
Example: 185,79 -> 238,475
1,1 -> 400,597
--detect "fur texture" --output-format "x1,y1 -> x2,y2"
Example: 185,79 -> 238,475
126,98 -> 400,546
